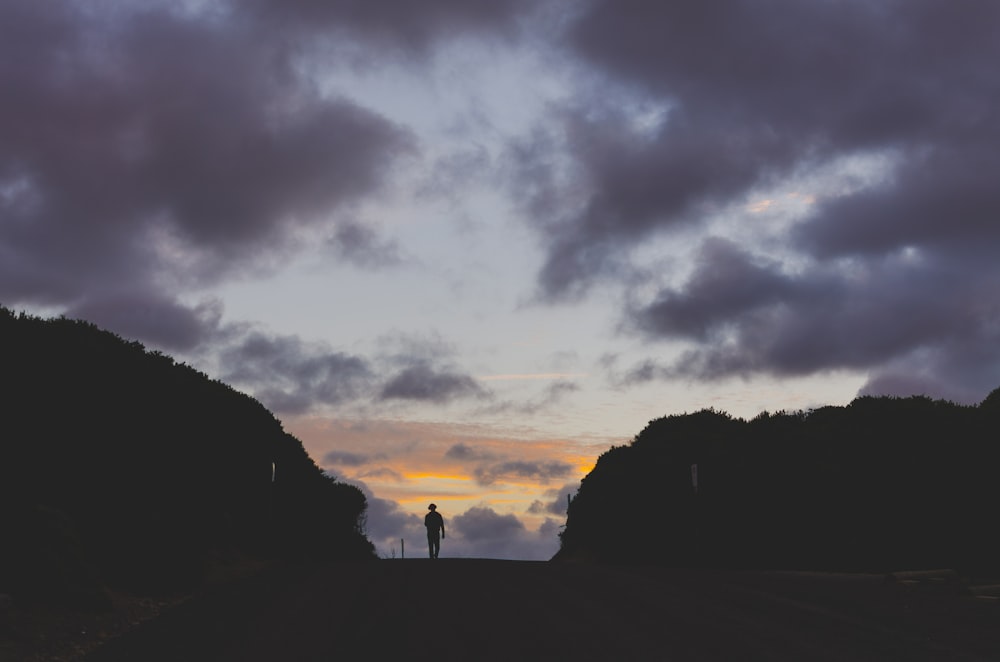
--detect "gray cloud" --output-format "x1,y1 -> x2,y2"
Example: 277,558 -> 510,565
380,363 -> 489,404
326,221 -> 404,269
448,448 -> 576,492
350,479 -> 424,555
446,506 -> 560,559
540,377 -> 582,405
452,506 -> 524,542
444,442 -> 495,462
527,482 -> 578,516
219,331 -> 373,414
323,450 -> 372,468
473,460 -> 572,486
527,501 -> 548,515
210,327 -> 494,414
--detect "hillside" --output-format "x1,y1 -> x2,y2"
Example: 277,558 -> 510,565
556,392 -> 1000,572
80,560 -> 1000,661
0,307 -> 374,609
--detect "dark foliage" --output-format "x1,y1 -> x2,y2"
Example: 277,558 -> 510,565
556,394 -> 1000,573
0,306 -> 374,606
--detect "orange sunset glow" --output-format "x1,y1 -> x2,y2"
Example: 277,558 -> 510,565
285,416 -> 611,557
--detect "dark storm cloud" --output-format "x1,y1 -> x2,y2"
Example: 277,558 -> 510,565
219,331 -> 373,414
515,0 -> 1000,401
796,145 -> 1000,261
569,1 -> 1000,144
379,363 -> 488,404
529,0 -> 1000,300
245,0 -> 532,53
65,293 -> 223,352
622,237 -> 1000,400
0,2 -> 413,298
473,460 -> 572,486
628,238 -> 810,343
516,105 -> 793,301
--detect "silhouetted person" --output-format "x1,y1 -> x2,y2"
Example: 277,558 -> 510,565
425,503 -> 445,559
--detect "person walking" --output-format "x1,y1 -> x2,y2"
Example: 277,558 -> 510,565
424,503 -> 445,559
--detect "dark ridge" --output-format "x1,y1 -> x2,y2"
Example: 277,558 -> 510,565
556,393 -> 1000,574
0,305 -> 374,609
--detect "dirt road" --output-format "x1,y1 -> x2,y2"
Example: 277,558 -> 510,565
84,560 -> 1000,661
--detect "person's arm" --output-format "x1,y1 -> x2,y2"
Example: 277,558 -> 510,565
440,516 -> 445,539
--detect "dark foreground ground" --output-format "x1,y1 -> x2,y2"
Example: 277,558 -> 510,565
78,560 -> 999,661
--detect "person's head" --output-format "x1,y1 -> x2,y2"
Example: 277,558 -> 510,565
428,503 -> 437,511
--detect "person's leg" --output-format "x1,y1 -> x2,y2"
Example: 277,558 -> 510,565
428,533 -> 434,558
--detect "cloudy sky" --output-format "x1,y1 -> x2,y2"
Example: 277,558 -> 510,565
4,0 -> 1000,559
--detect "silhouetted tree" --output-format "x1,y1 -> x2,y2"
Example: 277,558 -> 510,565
0,306 -> 374,605
557,393 -> 1000,574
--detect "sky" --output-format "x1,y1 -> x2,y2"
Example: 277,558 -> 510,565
3,0 -> 1000,560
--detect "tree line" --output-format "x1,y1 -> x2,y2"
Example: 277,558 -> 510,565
0,306 -> 374,608
556,390 -> 1000,574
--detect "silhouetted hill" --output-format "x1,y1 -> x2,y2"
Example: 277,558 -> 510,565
556,393 -> 1000,573
0,307 -> 374,607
